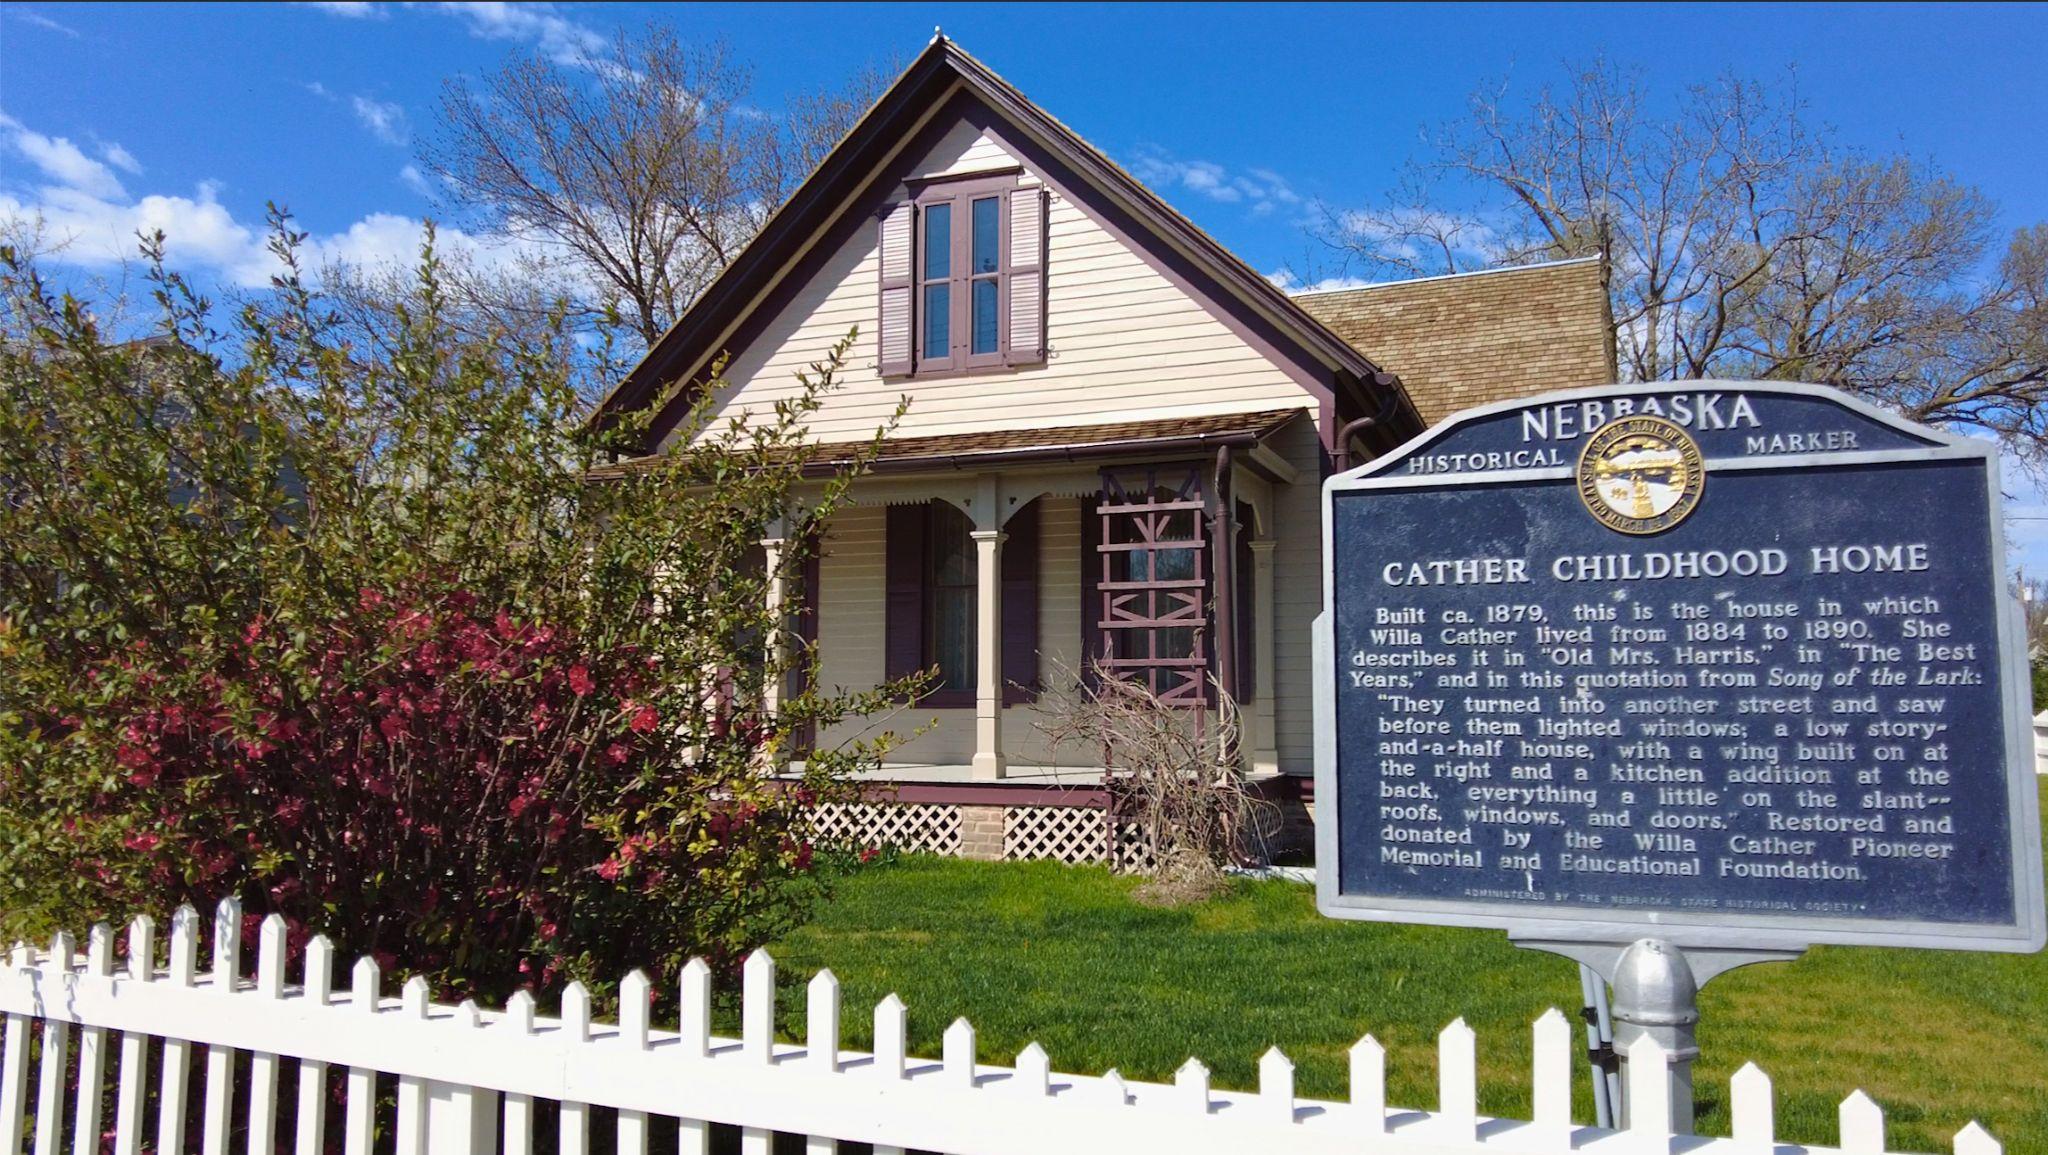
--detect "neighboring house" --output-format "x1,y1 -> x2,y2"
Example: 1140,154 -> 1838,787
591,37 -> 1611,860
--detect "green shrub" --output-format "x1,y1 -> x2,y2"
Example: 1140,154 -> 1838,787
0,220 -> 910,1001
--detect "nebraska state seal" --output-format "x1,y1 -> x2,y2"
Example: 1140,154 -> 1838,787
1576,415 -> 1704,535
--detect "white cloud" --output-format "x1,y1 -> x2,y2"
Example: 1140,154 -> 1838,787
98,141 -> 143,175
3,7 -> 80,37
0,111 -> 532,291
1265,269 -> 1378,295
1,112 -> 131,200
399,164 -> 434,197
434,1 -> 605,65
1330,205 -> 1504,271
350,96 -> 409,146
301,2 -> 384,17
1128,146 -> 1302,219
300,1 -> 612,70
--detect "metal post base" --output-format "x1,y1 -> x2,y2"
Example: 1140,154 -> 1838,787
1514,935 -> 1802,1134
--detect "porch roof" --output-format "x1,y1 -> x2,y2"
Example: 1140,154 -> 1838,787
585,407 -> 1308,480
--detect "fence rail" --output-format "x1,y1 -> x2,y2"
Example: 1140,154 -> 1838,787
0,899 -> 2007,1154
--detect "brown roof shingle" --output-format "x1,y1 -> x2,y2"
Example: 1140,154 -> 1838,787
1295,258 -> 1614,427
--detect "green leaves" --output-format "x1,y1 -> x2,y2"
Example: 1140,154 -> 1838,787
0,213 -> 910,997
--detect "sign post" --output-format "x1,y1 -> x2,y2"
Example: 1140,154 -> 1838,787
1315,381 -> 2046,1132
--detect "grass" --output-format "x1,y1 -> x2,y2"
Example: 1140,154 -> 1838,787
768,783 -> 2048,1152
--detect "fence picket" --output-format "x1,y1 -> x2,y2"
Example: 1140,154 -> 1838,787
294,936 -> 333,1155
679,958 -> 711,1060
2,945 -> 31,1153
1350,1033 -> 1386,1135
201,898 -> 242,1155
559,983 -> 591,1155
1731,1062 -> 1774,1151
1013,1043 -> 1050,1099
1954,1121 -> 2002,1155
35,932 -> 76,1155
244,916 -> 289,1155
343,957 -> 379,1155
616,972 -> 651,1155
869,990 -> 910,1155
1626,1036 -> 1673,1143
1174,1058 -> 1210,1116
873,994 -> 906,1083
1532,1008 -> 1574,1142
113,917 -> 154,1155
69,926 -> 114,1155
943,1018 -> 977,1089
804,969 -> 842,1155
1841,1090 -> 1886,1154
1100,1068 -> 1128,1109
1258,1047 -> 1295,1124
1438,1018 -> 1478,1140
499,992 -> 536,1155
675,960 -> 711,1155
393,978 -> 431,1155
157,908 -> 198,1155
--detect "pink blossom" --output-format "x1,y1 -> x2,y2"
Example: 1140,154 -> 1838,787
566,665 -> 594,696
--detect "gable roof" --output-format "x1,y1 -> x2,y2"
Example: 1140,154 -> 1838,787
1294,258 -> 1616,426
590,36 -> 1419,456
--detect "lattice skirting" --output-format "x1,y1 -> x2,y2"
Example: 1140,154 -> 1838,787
809,802 -> 962,856
806,797 -> 1231,871
1004,805 -> 1111,864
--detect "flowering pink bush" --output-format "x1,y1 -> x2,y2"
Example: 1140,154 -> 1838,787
0,221 -> 913,1000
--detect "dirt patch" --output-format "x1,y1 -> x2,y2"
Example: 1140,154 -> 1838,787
1131,847 -> 1230,907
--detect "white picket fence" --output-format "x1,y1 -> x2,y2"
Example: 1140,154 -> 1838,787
0,899 -> 2010,1155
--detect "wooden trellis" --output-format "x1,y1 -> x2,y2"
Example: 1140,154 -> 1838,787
1092,463 -> 1211,704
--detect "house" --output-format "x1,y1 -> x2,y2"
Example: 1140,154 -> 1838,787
590,37 -> 1612,862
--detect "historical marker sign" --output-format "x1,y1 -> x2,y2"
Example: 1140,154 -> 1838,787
1315,381 -> 2046,953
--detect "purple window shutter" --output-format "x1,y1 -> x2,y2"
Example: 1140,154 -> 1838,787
1001,499 -> 1040,705
884,503 -> 927,682
877,202 -> 915,376
1003,187 -> 1048,366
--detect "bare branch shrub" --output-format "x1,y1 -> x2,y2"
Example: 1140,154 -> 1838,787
1035,663 -> 1273,903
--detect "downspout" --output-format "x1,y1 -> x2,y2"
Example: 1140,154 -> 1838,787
1333,372 -> 1405,472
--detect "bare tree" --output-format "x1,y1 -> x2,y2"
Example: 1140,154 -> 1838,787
420,24 -> 891,351
1319,60 -> 2048,456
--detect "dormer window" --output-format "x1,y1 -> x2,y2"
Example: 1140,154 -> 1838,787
877,174 -> 1047,377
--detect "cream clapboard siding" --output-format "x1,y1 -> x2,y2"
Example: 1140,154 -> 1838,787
1263,417 -> 1326,773
665,118 -> 1317,449
812,496 -> 1088,766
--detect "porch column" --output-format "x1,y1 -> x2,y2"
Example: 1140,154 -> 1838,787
1249,539 -> 1280,774
759,533 -> 787,718
970,475 -> 1006,779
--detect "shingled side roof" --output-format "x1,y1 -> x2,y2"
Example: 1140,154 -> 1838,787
1294,258 -> 1615,426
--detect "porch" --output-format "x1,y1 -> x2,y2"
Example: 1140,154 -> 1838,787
782,405 -> 1326,784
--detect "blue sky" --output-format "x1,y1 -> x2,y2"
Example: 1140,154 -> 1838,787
5,1 -> 2048,565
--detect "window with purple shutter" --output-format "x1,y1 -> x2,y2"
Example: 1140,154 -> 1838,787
879,173 -> 1047,377
883,499 -> 1041,708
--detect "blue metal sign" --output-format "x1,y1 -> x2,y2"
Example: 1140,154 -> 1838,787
1315,381 -> 2045,952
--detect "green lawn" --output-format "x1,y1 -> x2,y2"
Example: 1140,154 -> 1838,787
769,785 -> 2048,1152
